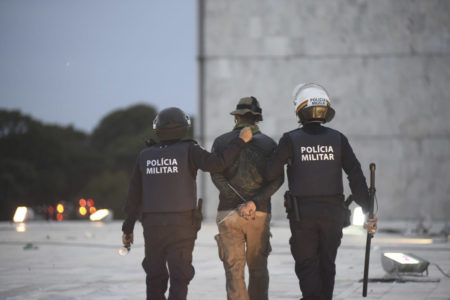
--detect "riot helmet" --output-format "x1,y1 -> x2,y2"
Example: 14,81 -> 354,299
292,83 -> 335,124
230,96 -> 263,122
153,107 -> 191,141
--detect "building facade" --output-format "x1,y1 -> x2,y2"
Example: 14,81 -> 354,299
197,0 -> 450,221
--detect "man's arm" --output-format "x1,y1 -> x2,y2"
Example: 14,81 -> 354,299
191,128 -> 252,173
122,158 -> 142,235
209,137 -> 240,200
211,172 -> 240,199
264,133 -> 293,181
251,174 -> 284,206
341,133 -> 370,213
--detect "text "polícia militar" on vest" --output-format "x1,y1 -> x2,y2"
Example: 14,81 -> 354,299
300,145 -> 335,161
146,158 -> 179,174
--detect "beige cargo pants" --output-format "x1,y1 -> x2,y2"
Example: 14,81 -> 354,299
215,210 -> 271,300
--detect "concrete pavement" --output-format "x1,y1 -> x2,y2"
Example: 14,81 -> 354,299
0,220 -> 449,299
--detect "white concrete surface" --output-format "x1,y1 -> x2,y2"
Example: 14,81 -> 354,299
1,220 -> 449,299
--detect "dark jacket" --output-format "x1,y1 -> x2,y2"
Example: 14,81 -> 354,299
122,138 -> 246,234
211,128 -> 284,213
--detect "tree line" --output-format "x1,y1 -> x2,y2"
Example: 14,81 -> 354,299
0,104 -> 194,221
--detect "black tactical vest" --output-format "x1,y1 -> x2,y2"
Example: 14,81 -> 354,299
139,142 -> 197,212
287,127 -> 343,197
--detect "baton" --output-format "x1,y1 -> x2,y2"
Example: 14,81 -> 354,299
362,163 -> 376,297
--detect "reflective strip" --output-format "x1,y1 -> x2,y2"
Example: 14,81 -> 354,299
296,100 -> 309,112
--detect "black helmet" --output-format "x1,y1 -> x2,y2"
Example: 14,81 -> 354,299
230,96 -> 263,122
292,83 -> 335,124
153,107 -> 191,141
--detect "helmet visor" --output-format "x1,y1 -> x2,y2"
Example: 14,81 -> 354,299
299,106 -> 335,123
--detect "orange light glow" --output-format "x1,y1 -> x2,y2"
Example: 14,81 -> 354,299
56,213 -> 63,221
56,203 -> 64,214
89,206 -> 97,214
87,199 -> 94,207
79,198 -> 87,207
79,206 -> 87,216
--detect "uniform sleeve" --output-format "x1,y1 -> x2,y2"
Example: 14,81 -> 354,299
341,133 -> 370,213
190,137 -> 246,173
122,157 -> 142,234
264,133 -> 293,181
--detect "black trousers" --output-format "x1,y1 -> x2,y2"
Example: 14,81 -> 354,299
142,216 -> 197,300
289,203 -> 344,300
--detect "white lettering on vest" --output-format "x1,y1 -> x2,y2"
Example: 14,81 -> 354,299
145,158 -> 179,175
300,145 -> 335,162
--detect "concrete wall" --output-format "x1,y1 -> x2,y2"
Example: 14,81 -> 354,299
197,0 -> 450,222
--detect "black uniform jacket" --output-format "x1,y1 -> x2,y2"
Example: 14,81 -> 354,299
211,128 -> 284,213
122,137 -> 246,234
265,123 -> 369,213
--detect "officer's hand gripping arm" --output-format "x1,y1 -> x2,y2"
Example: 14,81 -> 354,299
239,127 -> 253,143
190,137 -> 246,173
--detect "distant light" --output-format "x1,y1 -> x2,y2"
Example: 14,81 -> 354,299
89,206 -> 97,214
90,209 -> 112,222
56,203 -> 64,214
381,252 -> 429,274
16,223 -> 26,232
13,207 -> 28,223
79,206 -> 87,216
352,207 -> 365,226
56,213 -> 64,221
79,198 -> 87,207
48,205 -> 55,215
13,207 -> 34,223
87,199 -> 94,207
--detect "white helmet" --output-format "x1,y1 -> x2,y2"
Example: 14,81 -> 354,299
292,83 -> 335,124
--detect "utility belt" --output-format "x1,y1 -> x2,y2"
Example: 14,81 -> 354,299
284,191 -> 352,227
141,198 -> 203,230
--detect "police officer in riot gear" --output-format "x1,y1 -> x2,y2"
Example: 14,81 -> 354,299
265,84 -> 378,300
122,107 -> 253,300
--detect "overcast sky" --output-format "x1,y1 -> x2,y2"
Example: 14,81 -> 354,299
0,0 -> 197,133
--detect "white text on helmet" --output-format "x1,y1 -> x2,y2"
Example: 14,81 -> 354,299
309,98 -> 328,106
